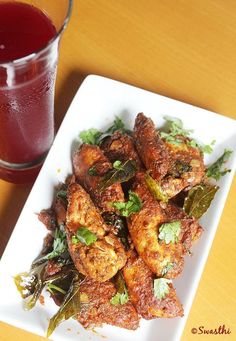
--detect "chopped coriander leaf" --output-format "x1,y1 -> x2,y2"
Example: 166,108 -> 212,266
113,160 -> 122,170
47,283 -> 67,295
163,116 -> 193,137
111,191 -> 142,217
158,221 -> 181,244
72,227 -> 97,246
38,228 -> 67,261
88,166 -> 98,176
206,149 -> 233,181
188,138 -> 216,154
159,131 -> 183,146
153,278 -> 172,300
113,160 -> 123,171
79,128 -> 102,145
106,116 -> 126,134
110,290 -> 129,305
56,189 -> 67,200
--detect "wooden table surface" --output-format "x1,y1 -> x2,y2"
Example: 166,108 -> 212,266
0,1 -> 236,340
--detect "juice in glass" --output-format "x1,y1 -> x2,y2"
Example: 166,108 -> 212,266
0,1 -> 72,183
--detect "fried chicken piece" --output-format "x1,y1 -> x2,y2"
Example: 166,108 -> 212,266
134,112 -> 171,180
101,130 -> 142,169
128,172 -> 202,278
123,250 -> 183,319
134,113 -> 205,198
66,183 -> 126,282
73,144 -> 124,213
77,278 -> 139,330
160,140 -> 205,198
164,202 -> 203,253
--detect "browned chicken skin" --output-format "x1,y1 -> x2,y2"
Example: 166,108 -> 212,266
73,144 -> 124,213
128,172 -> 202,278
134,113 -> 171,180
66,182 -> 127,282
77,277 -> 139,330
133,113 -> 205,198
123,250 -> 183,319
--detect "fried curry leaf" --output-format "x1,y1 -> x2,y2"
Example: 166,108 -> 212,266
97,159 -> 137,192
47,283 -> 67,295
110,272 -> 129,305
206,149 -> 233,181
102,212 -> 130,250
158,221 -> 181,244
47,274 -> 83,338
153,278 -> 172,300
145,172 -> 168,202
14,263 -> 47,310
71,227 -> 97,246
183,183 -> 219,219
111,191 -> 142,217
79,128 -> 102,145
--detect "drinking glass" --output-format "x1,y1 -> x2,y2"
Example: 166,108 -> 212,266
0,0 -> 73,183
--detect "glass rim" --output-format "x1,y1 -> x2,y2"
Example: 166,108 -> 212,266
0,0 -> 73,66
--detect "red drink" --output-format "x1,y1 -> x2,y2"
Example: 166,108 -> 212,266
0,2 -> 57,183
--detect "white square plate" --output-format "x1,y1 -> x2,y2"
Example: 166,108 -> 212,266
0,75 -> 236,341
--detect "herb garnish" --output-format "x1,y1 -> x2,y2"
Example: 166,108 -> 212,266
183,183 -> 219,219
145,172 -> 168,202
79,128 -> 102,145
111,191 -> 142,217
47,273 -> 83,337
160,116 -> 215,154
34,227 -> 67,263
153,278 -> 172,300
158,221 -> 181,244
98,159 -> 137,192
206,149 -> 233,181
113,160 -> 123,171
71,227 -> 97,246
110,272 -> 129,305
88,165 -> 98,176
47,283 -> 67,295
106,116 -> 127,134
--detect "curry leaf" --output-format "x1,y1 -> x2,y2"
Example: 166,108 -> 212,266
14,263 -> 47,310
206,149 -> 233,181
47,273 -> 83,337
97,159 -> 137,191
158,221 -> 181,244
145,172 -> 168,202
102,212 -> 130,250
183,183 -> 219,219
153,278 -> 172,300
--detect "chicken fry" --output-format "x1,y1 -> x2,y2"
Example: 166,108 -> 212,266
128,172 -> 201,278
66,183 -> 127,282
73,144 -> 124,213
77,277 -> 139,330
123,250 -> 183,319
134,113 -> 205,198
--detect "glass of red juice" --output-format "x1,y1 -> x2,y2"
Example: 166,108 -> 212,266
0,0 -> 72,183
